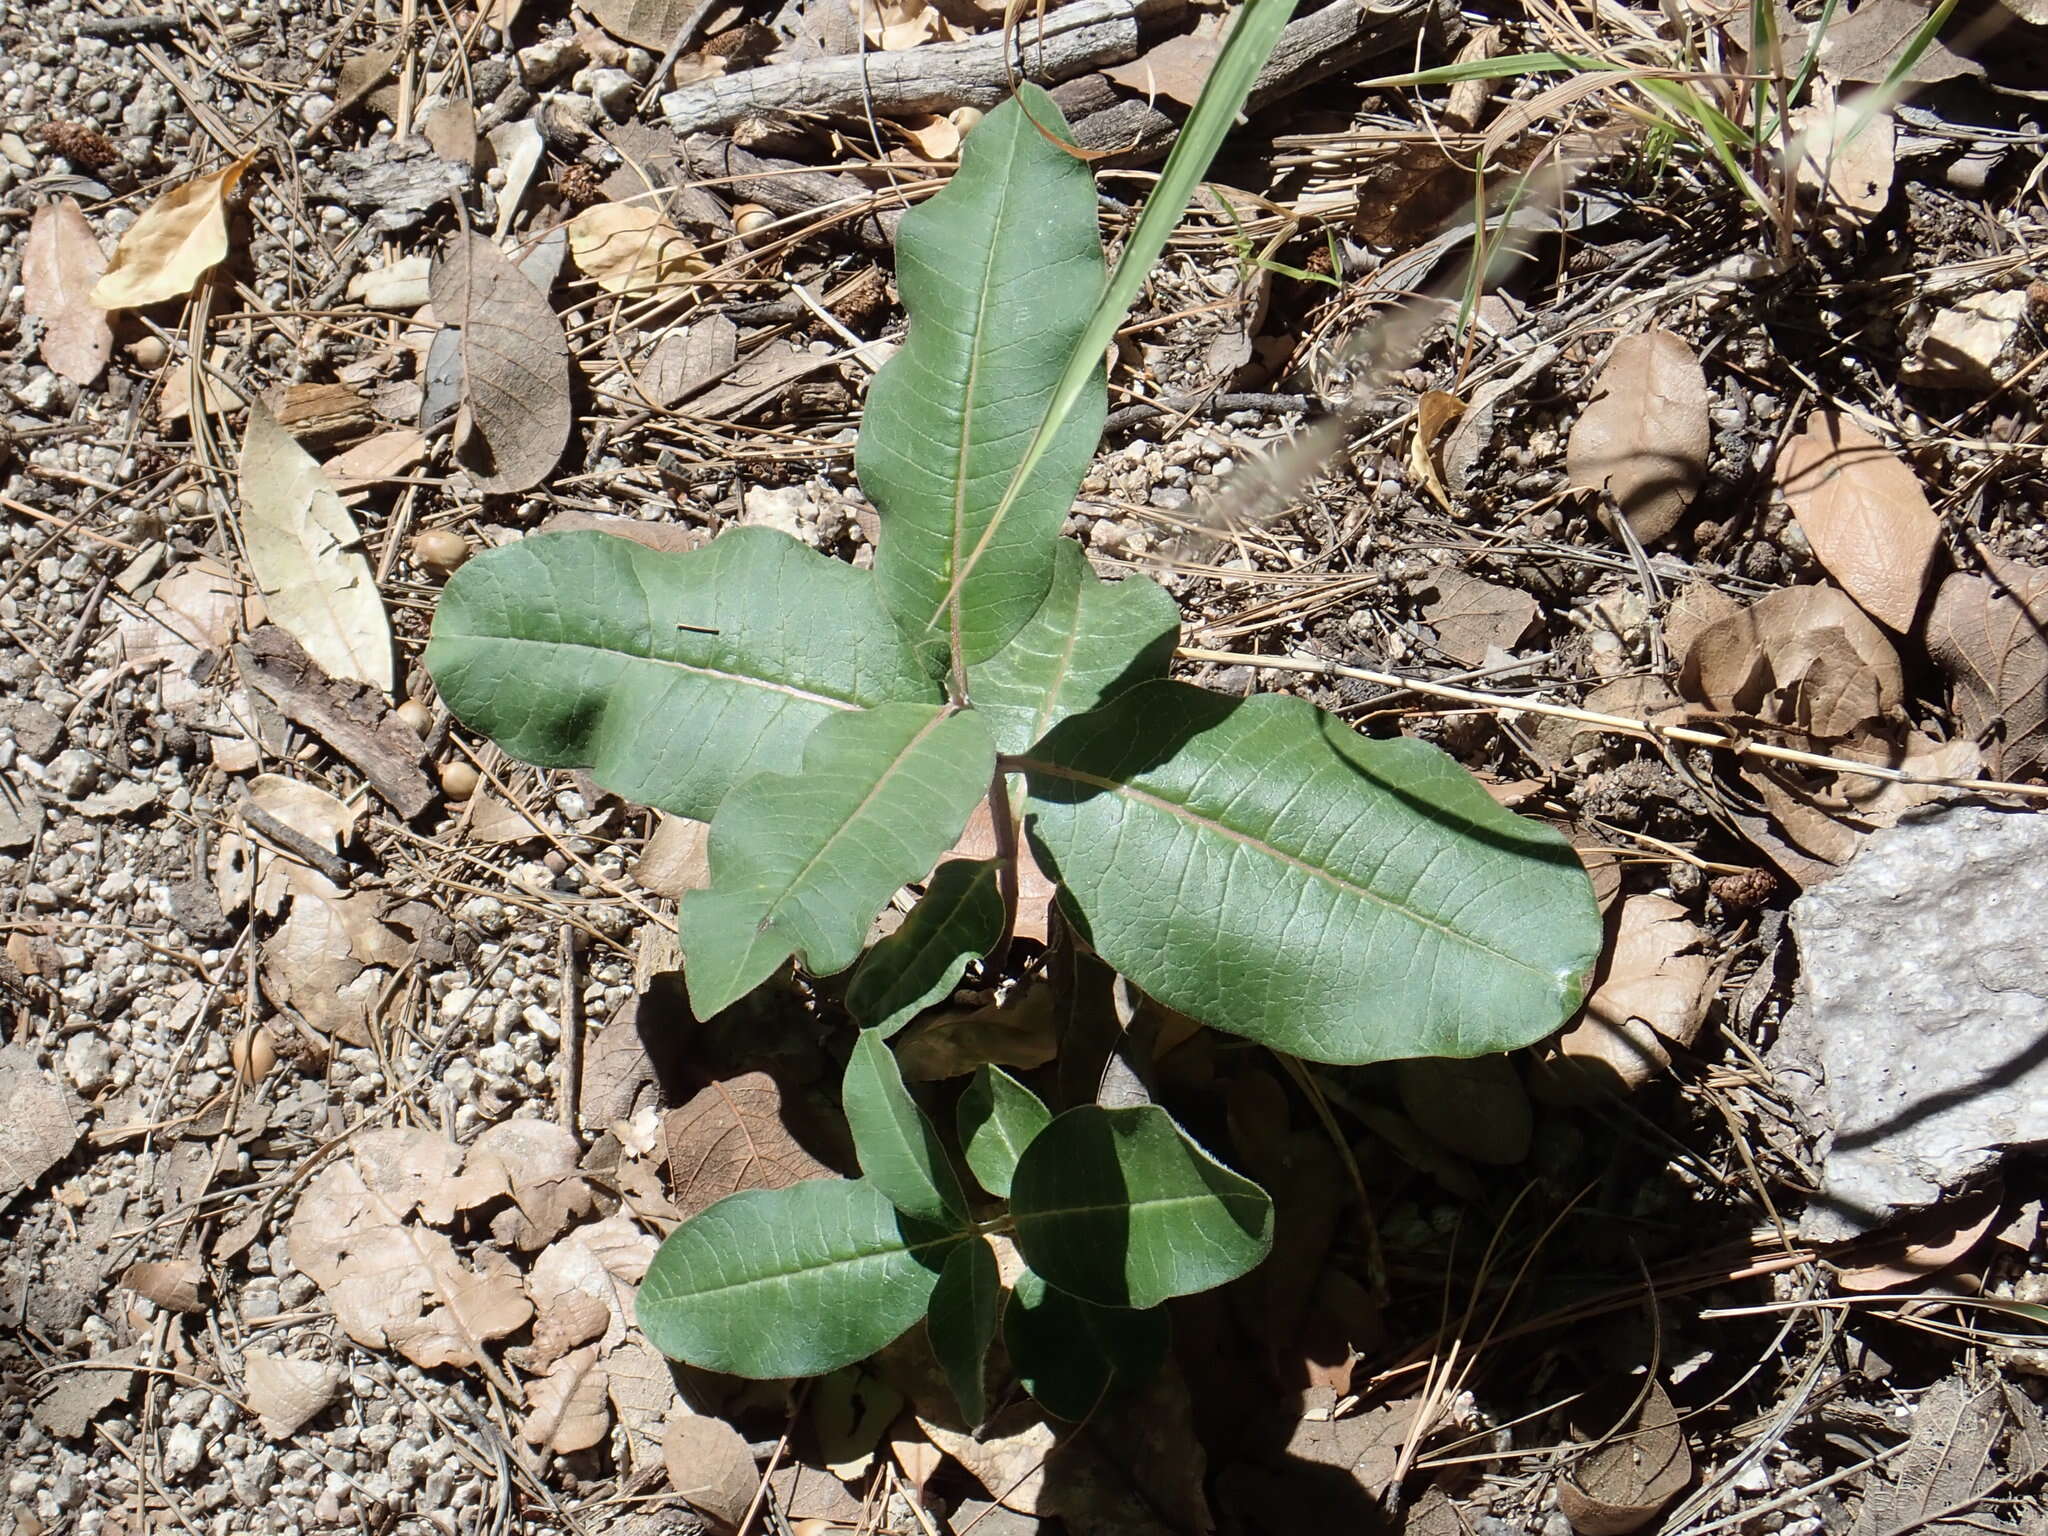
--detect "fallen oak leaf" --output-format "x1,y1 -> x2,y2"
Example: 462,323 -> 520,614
1677,583 -> 1904,741
1532,895 -> 1710,1104
1778,410 -> 1939,633
663,1072 -> 840,1223
242,1350 -> 344,1439
1925,554 -> 2048,777
663,1412 -> 760,1533
428,231 -> 571,494
91,154 -> 254,310
1557,1378 -> 1692,1535
521,1343 -> 611,1454
24,197 -> 113,384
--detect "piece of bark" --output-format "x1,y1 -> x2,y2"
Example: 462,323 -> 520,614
680,137 -> 902,252
235,626 -> 437,819
661,0 -> 1186,135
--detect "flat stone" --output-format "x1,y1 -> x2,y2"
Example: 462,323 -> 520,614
1772,804 -> 2048,1239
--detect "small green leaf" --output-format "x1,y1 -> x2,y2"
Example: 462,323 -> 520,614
956,1065 -> 1051,1199
926,1236 -> 1001,1426
680,703 -> 995,1017
846,859 -> 1005,1036
1021,681 -> 1603,1065
858,85 -> 1105,669
1008,1104 -> 1272,1310
1004,1267 -> 1169,1421
844,1031 -> 969,1228
638,1178 -> 962,1378
966,539 -> 1181,755
426,529 -> 939,821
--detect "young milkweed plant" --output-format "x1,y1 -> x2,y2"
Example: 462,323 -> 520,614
424,85 -> 1602,1423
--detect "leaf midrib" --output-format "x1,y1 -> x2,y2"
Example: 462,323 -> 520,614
1018,757 -> 1549,977
443,630 -> 866,712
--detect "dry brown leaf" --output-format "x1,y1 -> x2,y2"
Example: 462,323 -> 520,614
895,982 -> 1058,1081
1409,390 -> 1467,515
896,112 -> 961,160
1834,1183 -> 2003,1292
323,428 -> 427,492
243,1350 -> 344,1439
119,1258 -> 204,1313
919,1407 -> 1058,1514
1103,29 -> 1225,107
240,402 -> 395,694
633,812 -> 712,896
664,1073 -> 840,1223
0,1044 -> 82,1211
584,0 -> 700,47
1740,730 -> 1979,867
91,155 -> 253,311
1566,329 -> 1712,542
1678,583 -> 1904,741
1778,411 -> 1939,632
1789,76 -> 1894,226
1925,556 -> 2048,777
1415,564 -> 1538,667
523,1216 -> 651,1360
602,1337 -> 674,1468
1533,895 -> 1709,1104
429,232 -> 571,494
567,202 -> 707,296
522,1344 -> 612,1454
434,1116 -> 599,1249
635,314 -> 738,408
854,0 -> 952,49
25,197 -> 113,384
948,799 -> 1056,944
118,557 -> 243,718
32,1347 -> 138,1438
1397,1055 -> 1531,1164
287,1126 -> 533,1372
1557,1379 -> 1692,1535
664,1412 -> 760,1531
1820,0 -> 1981,82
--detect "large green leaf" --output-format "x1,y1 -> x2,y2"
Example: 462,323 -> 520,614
955,1065 -> 1051,1200
1005,1267 -> 1169,1421
844,1030 -> 969,1228
846,859 -> 1005,1036
1008,1104 -> 1272,1310
680,703 -> 995,1017
638,1178 -> 962,1378
425,528 -> 939,821
1020,682 -> 1603,1065
926,1236 -> 1001,1426
857,85 -> 1105,670
966,539 -> 1181,755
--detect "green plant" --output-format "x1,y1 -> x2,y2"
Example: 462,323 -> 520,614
424,81 -> 1601,1418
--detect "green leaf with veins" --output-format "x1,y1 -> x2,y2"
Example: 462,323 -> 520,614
956,1064 -> 1051,1199
638,1178 -> 963,1378
1021,681 -> 1603,1065
1005,1266 -> 1169,1421
966,538 -> 1181,756
926,1236 -> 1001,1426
857,85 -> 1105,670
680,703 -> 994,1017
425,529 -> 939,821
846,858 -> 1005,1037
844,1029 -> 970,1228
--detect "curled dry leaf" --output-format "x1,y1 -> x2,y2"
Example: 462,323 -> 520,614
1925,554 -> 2048,778
243,1350 -> 344,1439
1777,410 -> 1939,633
664,1412 -> 761,1533
1533,895 -> 1710,1104
24,197 -> 113,384
1833,1182 -> 2003,1292
239,403 -> 395,694
521,1343 -> 611,1454
428,232 -> 571,494
91,155 -> 254,311
1678,584 -> 1904,741
663,1072 -> 840,1223
894,982 -> 1058,1081
119,1257 -> 205,1313
433,1117 -> 599,1250
1566,330 -> 1711,542
1739,729 -> 1980,868
566,202 -> 707,296
896,112 -> 962,160
1557,1379 -> 1693,1536
1103,29 -> 1227,108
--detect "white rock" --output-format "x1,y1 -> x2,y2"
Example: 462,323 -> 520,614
348,255 -> 432,311
517,37 -> 585,87
162,1423 -> 206,1480
62,1033 -> 113,1094
741,484 -> 809,539
1902,289 -> 2033,389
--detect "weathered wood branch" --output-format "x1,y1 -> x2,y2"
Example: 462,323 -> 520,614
661,0 -> 1186,135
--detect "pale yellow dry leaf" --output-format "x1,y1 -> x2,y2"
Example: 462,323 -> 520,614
239,403 -> 395,694
91,154 -> 253,310
243,1350 -> 344,1439
322,428 -> 427,493
567,202 -> 707,296
1567,329 -> 1712,542
896,112 -> 961,160
1678,583 -> 1904,740
1777,410 -> 1939,632
522,1344 -> 611,1454
1789,76 -> 1894,226
1533,895 -> 1709,1104
432,1116 -> 598,1249
118,556 -> 243,717
25,197 -> 113,384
